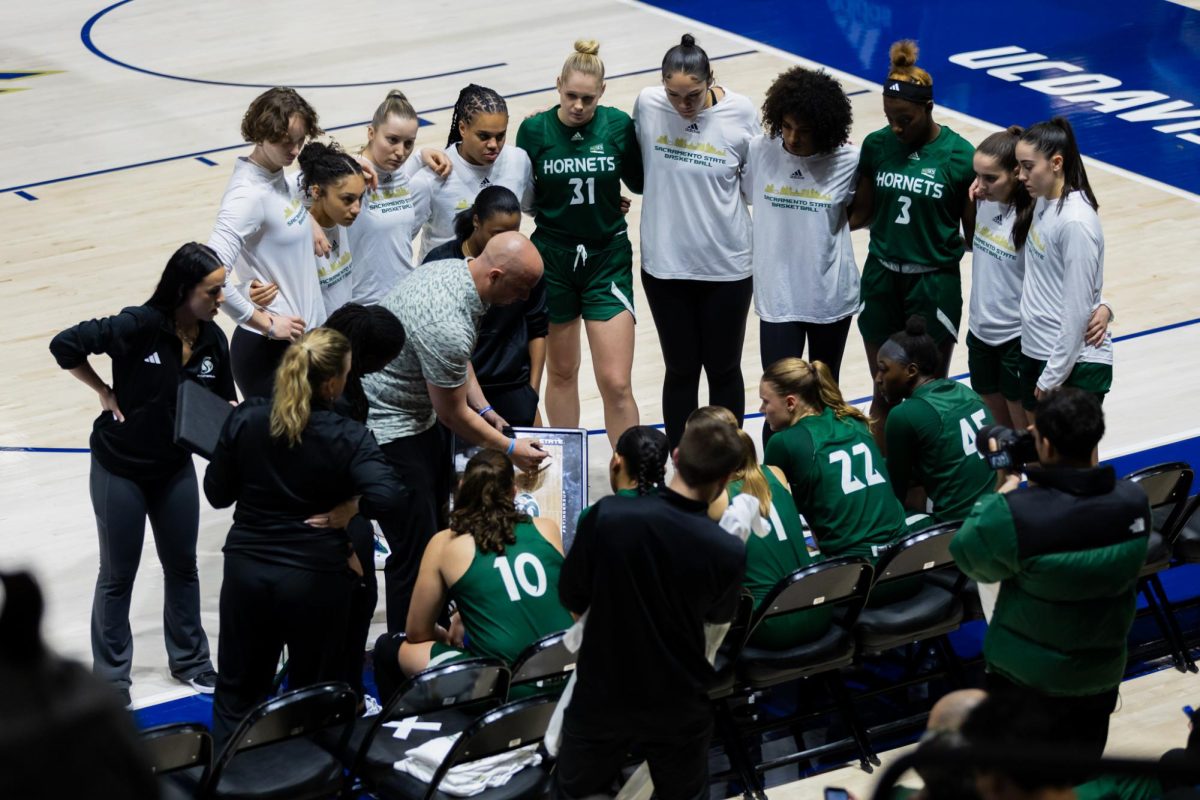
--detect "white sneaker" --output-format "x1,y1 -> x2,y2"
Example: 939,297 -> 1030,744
362,694 -> 383,717
372,523 -> 391,571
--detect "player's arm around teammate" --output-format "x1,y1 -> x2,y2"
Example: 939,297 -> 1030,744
846,41 -> 976,450
747,66 -> 861,447
634,34 -> 761,448
517,40 -> 644,448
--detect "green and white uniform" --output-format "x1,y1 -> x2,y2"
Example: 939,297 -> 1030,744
967,199 -> 1024,400
730,468 -> 832,648
884,379 -> 995,522
517,106 -> 643,324
577,486 -> 638,528
764,407 -> 908,560
430,520 -> 574,667
857,125 -> 975,346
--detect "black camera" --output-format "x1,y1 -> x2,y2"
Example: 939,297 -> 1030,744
976,425 -> 1039,471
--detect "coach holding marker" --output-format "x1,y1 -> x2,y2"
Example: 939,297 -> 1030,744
949,387 -> 1150,758
364,231 -> 548,632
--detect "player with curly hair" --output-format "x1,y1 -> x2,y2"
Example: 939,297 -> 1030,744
746,67 -> 861,434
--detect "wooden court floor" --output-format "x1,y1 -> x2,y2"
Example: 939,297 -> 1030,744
1,1 -> 1198,796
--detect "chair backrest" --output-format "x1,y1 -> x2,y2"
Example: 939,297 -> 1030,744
423,696 -> 557,799
141,722 -> 212,783
352,659 -> 510,779
1125,462 -> 1194,543
750,556 -> 874,636
510,631 -> 576,691
212,681 -> 356,786
871,522 -> 961,585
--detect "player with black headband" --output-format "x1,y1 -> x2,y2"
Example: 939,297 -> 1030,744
849,40 -> 976,449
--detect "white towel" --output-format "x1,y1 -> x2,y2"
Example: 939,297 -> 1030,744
393,732 -> 542,797
719,493 -> 770,543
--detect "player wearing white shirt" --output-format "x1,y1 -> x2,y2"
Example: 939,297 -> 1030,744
207,88 -> 317,397
634,35 -> 760,446
417,84 -> 534,263
293,142 -> 366,317
1015,118 -> 1112,414
746,67 -> 861,421
349,90 -> 437,305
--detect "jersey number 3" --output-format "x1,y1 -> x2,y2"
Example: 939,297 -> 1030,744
829,444 -> 887,495
494,554 -> 548,601
894,195 -> 912,225
569,177 -> 596,205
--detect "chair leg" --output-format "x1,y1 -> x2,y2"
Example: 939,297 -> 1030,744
825,673 -> 879,770
713,698 -> 767,799
1148,574 -> 1198,673
1140,581 -> 1187,672
933,636 -> 966,688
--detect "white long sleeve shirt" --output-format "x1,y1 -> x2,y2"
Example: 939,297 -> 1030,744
633,85 -> 759,281
1020,191 -> 1112,390
743,135 -> 860,322
417,144 -> 533,262
316,222 -> 353,317
968,199 -> 1024,345
348,157 -> 435,305
207,157 -> 326,331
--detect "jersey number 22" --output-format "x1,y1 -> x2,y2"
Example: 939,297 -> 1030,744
829,444 -> 887,495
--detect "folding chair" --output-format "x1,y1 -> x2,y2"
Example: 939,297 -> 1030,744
370,695 -> 557,800
187,682 -> 357,799
141,722 -> 212,798
350,659 -> 511,798
508,631 -> 576,698
1125,462 -> 1197,673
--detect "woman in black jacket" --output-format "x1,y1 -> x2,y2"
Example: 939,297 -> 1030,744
49,242 -> 232,706
204,327 -> 405,743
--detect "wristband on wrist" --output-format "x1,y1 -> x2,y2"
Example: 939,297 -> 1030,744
506,437 -> 516,456
478,405 -> 493,417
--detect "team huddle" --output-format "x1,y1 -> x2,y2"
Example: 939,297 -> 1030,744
50,30 -> 1119,794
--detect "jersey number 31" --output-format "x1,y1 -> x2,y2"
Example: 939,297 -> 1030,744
569,177 -> 596,205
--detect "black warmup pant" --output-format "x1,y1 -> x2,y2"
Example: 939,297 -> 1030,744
481,382 -> 540,429
759,315 -> 854,447
342,515 -> 378,698
377,425 -> 452,632
212,554 -> 353,747
231,327 -> 291,400
986,672 -> 1120,761
88,456 -> 212,689
553,718 -> 713,800
641,270 -> 754,448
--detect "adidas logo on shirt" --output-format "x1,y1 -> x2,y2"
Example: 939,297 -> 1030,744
685,122 -> 701,133
479,178 -> 491,188
143,352 -> 162,365
993,214 -> 1004,224
889,82 -> 902,91
789,168 -> 804,179
571,132 -> 584,141
907,152 -> 921,161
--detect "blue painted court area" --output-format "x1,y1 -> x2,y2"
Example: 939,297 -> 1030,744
639,0 -> 1200,195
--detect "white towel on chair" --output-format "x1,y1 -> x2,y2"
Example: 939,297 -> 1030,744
393,732 -> 542,797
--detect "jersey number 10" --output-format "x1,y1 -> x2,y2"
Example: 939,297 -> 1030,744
494,554 -> 548,601
569,177 -> 596,205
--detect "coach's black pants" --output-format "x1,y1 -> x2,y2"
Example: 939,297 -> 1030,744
986,672 -> 1119,761
481,382 -> 540,428
377,425 -> 452,632
641,270 -> 753,448
212,554 -> 353,746
342,515 -> 378,699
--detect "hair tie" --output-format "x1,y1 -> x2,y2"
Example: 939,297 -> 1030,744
883,79 -> 933,103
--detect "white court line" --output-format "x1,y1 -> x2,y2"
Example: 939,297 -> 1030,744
1102,427 -> 1200,461
621,0 -> 1200,205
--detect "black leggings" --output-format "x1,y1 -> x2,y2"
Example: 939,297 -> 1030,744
759,316 -> 854,448
231,327 -> 290,400
641,270 -> 753,447
343,515 -> 378,699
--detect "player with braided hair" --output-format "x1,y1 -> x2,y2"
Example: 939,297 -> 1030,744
578,425 -> 669,530
417,84 -> 533,261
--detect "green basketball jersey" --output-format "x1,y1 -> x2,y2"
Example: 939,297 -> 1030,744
764,407 -> 907,559
729,467 -> 832,648
517,105 -> 644,247
884,379 -> 996,522
859,124 -> 975,270
449,520 -> 574,664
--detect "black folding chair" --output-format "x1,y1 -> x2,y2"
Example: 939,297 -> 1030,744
190,682 -> 357,800
350,659 -> 511,798
508,631 -> 576,698
370,695 -> 557,800
141,722 -> 212,798
712,558 -> 876,797
1125,462 -> 1197,673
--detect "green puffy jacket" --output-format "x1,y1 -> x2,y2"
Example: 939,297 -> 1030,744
949,465 -> 1150,697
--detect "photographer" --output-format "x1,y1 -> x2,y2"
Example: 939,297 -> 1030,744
949,387 -> 1150,758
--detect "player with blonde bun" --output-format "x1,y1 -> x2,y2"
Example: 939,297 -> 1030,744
517,40 -> 644,447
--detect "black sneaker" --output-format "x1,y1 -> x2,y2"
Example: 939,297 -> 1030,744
116,687 -> 132,709
184,670 -> 218,694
